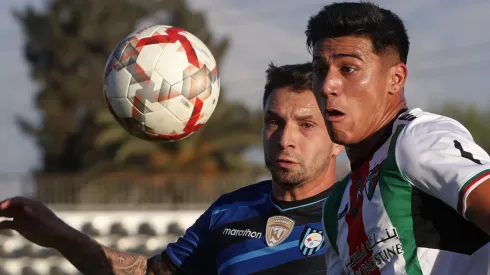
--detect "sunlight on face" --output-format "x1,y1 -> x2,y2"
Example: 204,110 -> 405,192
262,87 -> 335,187
312,36 -> 405,145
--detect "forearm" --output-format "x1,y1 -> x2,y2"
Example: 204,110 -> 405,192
57,227 -> 172,275
101,245 -> 172,275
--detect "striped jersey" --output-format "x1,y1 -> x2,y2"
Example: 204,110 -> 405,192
323,108 -> 490,275
164,180 -> 332,274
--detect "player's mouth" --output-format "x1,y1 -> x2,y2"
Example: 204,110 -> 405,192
325,108 -> 345,122
276,158 -> 298,168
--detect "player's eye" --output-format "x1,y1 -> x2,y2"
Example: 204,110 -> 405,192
340,66 -> 356,74
301,122 -> 314,129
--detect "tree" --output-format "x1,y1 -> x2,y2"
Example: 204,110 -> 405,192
14,0 -> 264,176
93,99 -> 265,175
435,102 -> 490,153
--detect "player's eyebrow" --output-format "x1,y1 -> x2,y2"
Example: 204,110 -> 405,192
313,53 -> 365,62
332,53 -> 365,62
294,113 -> 315,121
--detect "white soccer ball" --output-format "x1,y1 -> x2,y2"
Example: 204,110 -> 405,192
103,25 -> 220,142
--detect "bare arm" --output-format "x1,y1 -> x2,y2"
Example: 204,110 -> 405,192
0,197 -> 183,275
465,179 -> 490,235
57,227 -> 176,275
101,246 -> 172,275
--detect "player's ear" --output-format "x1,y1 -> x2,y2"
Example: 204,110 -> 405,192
332,144 -> 344,157
388,62 -> 407,95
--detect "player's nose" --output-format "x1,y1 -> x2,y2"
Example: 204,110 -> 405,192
278,124 -> 297,149
322,71 -> 342,97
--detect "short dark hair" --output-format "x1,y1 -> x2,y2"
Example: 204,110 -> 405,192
305,1 -> 410,64
263,62 -> 313,108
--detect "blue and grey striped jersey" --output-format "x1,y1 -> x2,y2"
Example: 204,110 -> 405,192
164,180 -> 332,275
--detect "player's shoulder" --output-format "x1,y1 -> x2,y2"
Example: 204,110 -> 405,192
395,108 -> 471,141
213,180 -> 272,208
323,177 -> 350,214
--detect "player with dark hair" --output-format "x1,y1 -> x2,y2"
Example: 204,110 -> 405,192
0,62 -> 343,274
263,62 -> 314,108
306,2 -> 490,274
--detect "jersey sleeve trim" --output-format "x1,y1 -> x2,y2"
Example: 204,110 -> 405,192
162,250 -> 187,275
458,169 -> 490,218
164,249 -> 183,268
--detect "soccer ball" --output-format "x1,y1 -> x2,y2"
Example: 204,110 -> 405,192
103,25 -> 220,142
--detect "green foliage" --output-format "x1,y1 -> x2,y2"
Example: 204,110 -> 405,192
93,99 -> 264,174
14,0 -> 263,175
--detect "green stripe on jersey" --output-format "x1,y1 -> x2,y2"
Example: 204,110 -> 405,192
378,124 -> 423,275
457,169 -> 490,215
323,175 -> 350,255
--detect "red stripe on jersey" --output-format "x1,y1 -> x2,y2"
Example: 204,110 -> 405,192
458,169 -> 490,215
462,171 -> 490,197
345,156 -> 380,275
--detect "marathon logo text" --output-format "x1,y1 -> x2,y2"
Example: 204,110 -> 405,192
222,228 -> 262,239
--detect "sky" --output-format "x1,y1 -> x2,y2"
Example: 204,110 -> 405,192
0,0 -> 489,176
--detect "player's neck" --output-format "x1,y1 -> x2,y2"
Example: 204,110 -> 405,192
272,157 -> 337,201
346,104 -> 407,170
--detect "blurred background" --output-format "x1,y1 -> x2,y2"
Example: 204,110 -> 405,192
0,0 -> 489,274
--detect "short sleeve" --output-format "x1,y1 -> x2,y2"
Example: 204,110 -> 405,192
396,115 -> 490,219
165,201 -> 218,274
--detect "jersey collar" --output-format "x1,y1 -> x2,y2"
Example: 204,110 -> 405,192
350,108 -> 409,171
269,186 -> 334,212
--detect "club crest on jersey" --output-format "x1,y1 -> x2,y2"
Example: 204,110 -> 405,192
265,215 -> 295,247
365,164 -> 381,201
299,226 -> 325,256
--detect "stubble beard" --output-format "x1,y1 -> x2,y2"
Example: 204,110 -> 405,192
267,155 -> 330,190
271,166 -> 308,189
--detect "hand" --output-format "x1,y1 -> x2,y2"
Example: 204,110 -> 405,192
0,196 -> 73,249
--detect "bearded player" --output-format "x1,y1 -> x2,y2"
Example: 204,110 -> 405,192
306,2 -> 490,275
0,63 -> 343,274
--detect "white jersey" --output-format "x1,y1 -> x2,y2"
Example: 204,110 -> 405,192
322,108 -> 490,275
